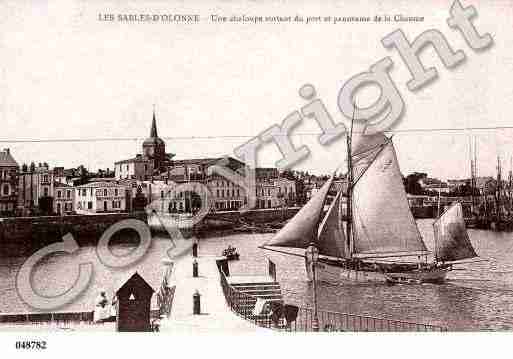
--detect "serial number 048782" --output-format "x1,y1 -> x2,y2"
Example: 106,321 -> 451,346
15,341 -> 47,350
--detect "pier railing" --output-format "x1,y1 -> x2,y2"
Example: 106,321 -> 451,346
0,310 -> 162,328
219,268 -> 446,332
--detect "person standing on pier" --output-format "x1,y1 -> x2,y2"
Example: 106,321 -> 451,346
93,290 -> 111,323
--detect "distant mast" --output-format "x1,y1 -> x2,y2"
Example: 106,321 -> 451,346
496,156 -> 502,223
469,136 -> 476,215
345,106 -> 355,258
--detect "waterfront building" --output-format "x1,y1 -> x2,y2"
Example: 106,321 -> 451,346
74,182 -> 127,214
208,174 -> 246,211
273,177 -> 296,206
54,182 -> 75,215
163,157 -> 245,183
0,148 -> 19,217
447,179 -> 469,192
419,177 -> 450,193
17,162 -> 55,216
115,109 -> 175,180
255,177 -> 279,209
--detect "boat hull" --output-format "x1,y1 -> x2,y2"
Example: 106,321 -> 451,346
306,259 -> 450,284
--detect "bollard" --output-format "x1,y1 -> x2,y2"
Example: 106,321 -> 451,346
192,259 -> 199,278
192,239 -> 198,257
193,290 -> 201,315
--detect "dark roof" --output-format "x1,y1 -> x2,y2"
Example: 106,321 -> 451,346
0,150 -> 18,167
76,181 -> 126,188
54,181 -> 72,188
170,156 -> 245,169
115,156 -> 152,165
116,272 -> 155,296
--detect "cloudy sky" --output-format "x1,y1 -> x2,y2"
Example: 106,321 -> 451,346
1,0 -> 512,180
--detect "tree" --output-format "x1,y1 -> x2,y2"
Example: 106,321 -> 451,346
404,172 -> 427,195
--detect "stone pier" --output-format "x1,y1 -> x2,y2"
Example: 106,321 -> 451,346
161,253 -> 268,333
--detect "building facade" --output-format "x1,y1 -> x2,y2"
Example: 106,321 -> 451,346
0,148 -> 19,217
207,175 -> 246,211
54,182 -> 75,215
274,177 -> 296,206
75,182 -> 127,214
18,162 -> 55,216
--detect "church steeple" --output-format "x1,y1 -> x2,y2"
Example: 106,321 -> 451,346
150,104 -> 158,138
143,106 -> 166,167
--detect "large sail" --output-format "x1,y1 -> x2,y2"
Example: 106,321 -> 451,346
351,138 -> 429,256
264,176 -> 334,252
433,202 -> 477,262
351,133 -> 389,182
317,190 -> 347,258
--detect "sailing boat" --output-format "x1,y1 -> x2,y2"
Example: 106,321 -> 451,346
261,133 -> 478,284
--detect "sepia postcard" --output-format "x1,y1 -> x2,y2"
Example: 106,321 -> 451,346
1,0 -> 512,357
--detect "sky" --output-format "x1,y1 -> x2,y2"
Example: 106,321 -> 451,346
1,0 -> 513,180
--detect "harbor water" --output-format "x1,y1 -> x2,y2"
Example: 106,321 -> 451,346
2,219 -> 513,330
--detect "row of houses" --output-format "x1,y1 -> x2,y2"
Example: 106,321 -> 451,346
0,112 -> 297,217
0,150 -> 297,218
419,176 -> 498,194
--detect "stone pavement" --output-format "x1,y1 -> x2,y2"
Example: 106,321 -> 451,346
160,253 -> 270,333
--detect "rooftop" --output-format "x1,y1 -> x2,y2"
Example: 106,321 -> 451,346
0,149 -> 18,167
75,181 -> 126,188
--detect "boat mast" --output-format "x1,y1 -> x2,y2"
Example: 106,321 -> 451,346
437,184 -> 442,218
509,157 -> 512,215
496,156 -> 502,224
469,136 -> 475,215
346,105 -> 355,258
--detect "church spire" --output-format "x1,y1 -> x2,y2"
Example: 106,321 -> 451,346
150,104 -> 158,138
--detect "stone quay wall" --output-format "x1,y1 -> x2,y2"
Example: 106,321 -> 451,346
0,207 -> 299,257
0,212 -> 147,257
204,207 -> 300,224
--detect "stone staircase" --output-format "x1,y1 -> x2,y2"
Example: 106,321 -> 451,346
229,281 -> 283,316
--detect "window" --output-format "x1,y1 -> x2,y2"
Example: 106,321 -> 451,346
57,190 -> 62,198
237,189 -> 240,197
43,187 -> 49,197
216,189 -> 219,197
87,201 -> 93,209
221,190 -> 224,198
2,184 -> 9,196
67,190 -> 71,199
115,189 -> 119,196
161,191 -> 164,199
82,189 -> 86,196
103,189 -> 108,196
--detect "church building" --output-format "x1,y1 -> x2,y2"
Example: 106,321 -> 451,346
115,109 -> 174,180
